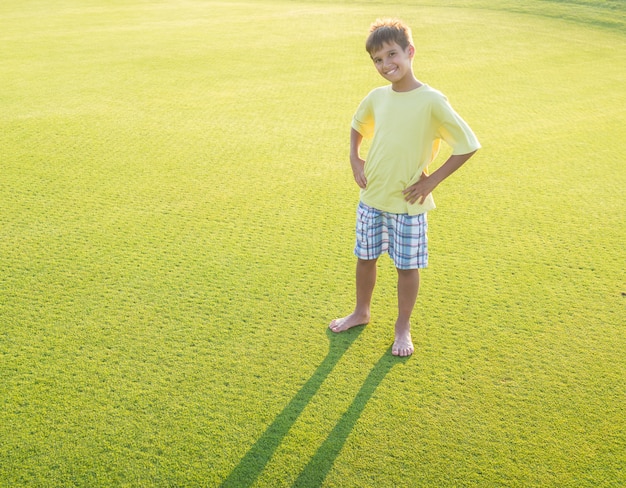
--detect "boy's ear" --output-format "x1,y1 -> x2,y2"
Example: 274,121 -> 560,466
408,44 -> 415,58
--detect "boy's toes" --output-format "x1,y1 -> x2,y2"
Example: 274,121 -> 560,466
392,342 -> 414,357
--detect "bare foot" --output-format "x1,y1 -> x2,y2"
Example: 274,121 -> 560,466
392,321 -> 414,357
329,312 -> 369,333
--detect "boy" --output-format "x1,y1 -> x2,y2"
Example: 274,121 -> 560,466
329,18 -> 480,357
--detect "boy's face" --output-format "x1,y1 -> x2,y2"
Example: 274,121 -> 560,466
370,41 -> 415,85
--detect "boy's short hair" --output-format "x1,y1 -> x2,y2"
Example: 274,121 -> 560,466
366,18 -> 413,56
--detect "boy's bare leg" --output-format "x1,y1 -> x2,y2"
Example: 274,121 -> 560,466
393,268 -> 420,356
329,258 -> 377,332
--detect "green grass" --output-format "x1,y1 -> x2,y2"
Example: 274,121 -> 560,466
1,0 -> 625,486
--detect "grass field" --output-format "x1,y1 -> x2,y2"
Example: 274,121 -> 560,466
1,0 -> 625,486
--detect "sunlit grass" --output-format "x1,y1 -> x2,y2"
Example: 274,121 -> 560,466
1,0 -> 625,486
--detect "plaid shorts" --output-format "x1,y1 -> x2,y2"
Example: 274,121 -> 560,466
354,201 -> 428,269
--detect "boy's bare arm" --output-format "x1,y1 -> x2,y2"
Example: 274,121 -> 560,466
350,128 -> 367,189
402,150 -> 477,205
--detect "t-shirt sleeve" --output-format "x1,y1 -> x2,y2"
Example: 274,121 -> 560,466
433,95 -> 481,155
351,94 -> 375,139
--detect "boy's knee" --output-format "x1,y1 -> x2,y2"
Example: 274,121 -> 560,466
396,267 -> 419,275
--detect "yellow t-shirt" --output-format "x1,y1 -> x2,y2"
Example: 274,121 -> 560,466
352,84 -> 481,215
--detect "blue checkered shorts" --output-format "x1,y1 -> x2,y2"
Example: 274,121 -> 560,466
354,201 -> 428,269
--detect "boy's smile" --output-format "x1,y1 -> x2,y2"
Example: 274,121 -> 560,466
370,42 -> 419,92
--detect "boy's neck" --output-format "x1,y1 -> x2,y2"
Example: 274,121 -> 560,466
392,73 -> 422,92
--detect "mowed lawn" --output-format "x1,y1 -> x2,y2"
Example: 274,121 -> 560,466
1,0 -> 624,486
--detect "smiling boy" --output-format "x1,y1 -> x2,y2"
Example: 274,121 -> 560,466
329,18 -> 480,357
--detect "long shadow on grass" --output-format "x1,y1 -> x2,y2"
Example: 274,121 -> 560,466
291,345 -> 404,487
219,327 -> 364,488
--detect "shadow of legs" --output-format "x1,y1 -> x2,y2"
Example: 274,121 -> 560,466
292,347 -> 404,487
220,327 -> 364,488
